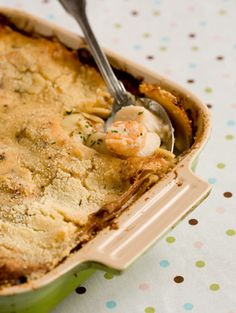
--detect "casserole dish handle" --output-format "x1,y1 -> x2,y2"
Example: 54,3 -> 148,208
83,166 -> 211,272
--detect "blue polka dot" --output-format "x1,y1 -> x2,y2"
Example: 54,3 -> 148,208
227,120 -> 235,126
161,36 -> 169,42
159,260 -> 170,268
199,21 -> 207,26
184,303 -> 193,310
154,0 -> 161,4
133,44 -> 142,50
208,178 -> 216,184
189,63 -> 197,69
47,14 -> 55,20
106,301 -> 117,309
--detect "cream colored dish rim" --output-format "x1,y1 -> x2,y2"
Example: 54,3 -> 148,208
0,8 -> 211,296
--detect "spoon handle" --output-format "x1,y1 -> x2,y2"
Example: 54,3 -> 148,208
59,0 -> 132,109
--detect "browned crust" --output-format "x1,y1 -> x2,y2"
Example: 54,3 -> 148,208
81,150 -> 175,243
0,151 -> 175,287
140,83 -> 193,152
0,259 -> 47,287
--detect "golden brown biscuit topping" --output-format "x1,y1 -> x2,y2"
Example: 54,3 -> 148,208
0,24 -> 178,286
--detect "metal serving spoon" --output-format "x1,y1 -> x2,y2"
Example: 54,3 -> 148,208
58,0 -> 174,152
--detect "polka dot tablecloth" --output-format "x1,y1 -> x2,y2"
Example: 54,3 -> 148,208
1,0 -> 235,312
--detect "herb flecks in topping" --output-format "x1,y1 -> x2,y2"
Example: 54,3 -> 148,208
111,130 -> 118,133
80,135 -> 86,142
15,128 -> 27,142
85,122 -> 92,128
90,140 -> 96,147
138,111 -> 144,115
0,153 -> 6,161
65,110 -> 72,115
89,138 -> 103,147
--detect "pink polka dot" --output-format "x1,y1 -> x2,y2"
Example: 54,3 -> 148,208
111,38 -> 120,44
187,6 -> 195,12
139,283 -> 150,291
170,22 -> 177,27
216,207 -> 225,214
222,73 -> 230,78
193,241 -> 204,248
164,69 -> 172,76
212,35 -> 221,41
232,103 -> 236,109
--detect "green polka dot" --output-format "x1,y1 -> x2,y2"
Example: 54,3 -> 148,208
195,260 -> 205,268
145,307 -> 155,313
210,283 -> 220,291
226,229 -> 236,236
153,10 -> 161,16
225,134 -> 234,140
160,46 -> 167,51
219,9 -> 227,15
143,32 -> 151,38
104,272 -> 114,280
217,163 -> 225,169
166,236 -> 176,243
204,87 -> 213,93
191,46 -> 199,51
114,23 -> 122,29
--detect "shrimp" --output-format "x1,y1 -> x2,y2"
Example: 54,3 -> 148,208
105,105 -> 163,158
114,105 -> 164,135
105,120 -> 147,157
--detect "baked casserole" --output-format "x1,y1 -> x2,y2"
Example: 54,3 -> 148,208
0,21 -> 193,287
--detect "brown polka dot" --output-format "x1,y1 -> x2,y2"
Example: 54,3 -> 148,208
174,276 -> 184,283
188,218 -> 198,225
223,192 -> 232,198
187,79 -> 195,83
206,104 -> 212,109
131,10 -> 138,16
216,56 -> 224,61
146,55 -> 154,60
189,33 -> 196,38
16,275 -> 28,285
75,286 -> 86,294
